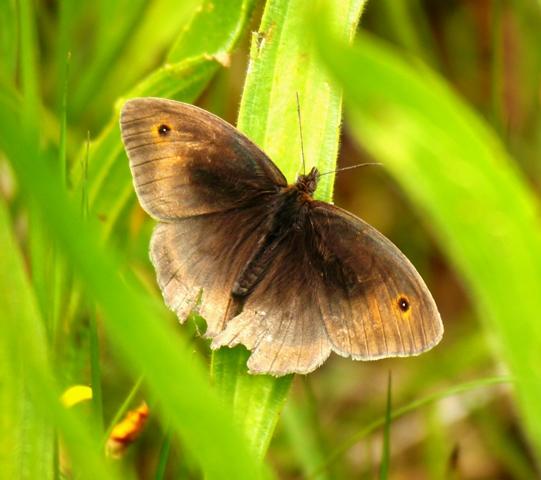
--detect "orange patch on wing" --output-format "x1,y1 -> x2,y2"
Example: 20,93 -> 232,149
396,294 -> 413,320
152,119 -> 173,141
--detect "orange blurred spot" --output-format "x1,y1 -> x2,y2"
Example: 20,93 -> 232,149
106,402 -> 149,459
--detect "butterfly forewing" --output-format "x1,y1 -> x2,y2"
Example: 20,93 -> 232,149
121,98 -> 286,220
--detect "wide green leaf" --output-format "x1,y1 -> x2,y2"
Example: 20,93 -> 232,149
211,0 -> 367,459
0,198 -> 122,480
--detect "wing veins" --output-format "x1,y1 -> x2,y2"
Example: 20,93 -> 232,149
380,271 -> 408,352
267,312 -> 295,374
372,276 -> 392,356
132,155 -> 180,168
137,172 -> 189,188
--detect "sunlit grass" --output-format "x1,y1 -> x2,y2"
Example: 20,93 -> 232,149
1,0 -> 541,478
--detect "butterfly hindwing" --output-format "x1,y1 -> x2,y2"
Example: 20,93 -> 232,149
150,202 -> 277,337
310,203 -> 443,359
211,225 -> 334,375
212,201 -> 443,375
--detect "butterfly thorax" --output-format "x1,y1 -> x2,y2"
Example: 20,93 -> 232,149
295,166 -> 319,196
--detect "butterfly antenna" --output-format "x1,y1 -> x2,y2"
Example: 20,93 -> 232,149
318,162 -> 383,177
296,92 -> 306,175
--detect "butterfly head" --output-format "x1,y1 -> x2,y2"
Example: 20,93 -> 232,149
296,166 -> 319,196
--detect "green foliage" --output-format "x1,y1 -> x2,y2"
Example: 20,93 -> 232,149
315,22 -> 541,459
237,0 -> 366,197
0,193 -> 119,480
0,97 -> 265,479
1,1 -> 267,478
2,0 -> 541,478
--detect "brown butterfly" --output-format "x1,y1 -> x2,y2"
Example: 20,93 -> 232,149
120,97 -> 443,376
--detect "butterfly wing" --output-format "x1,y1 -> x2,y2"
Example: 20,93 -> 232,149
121,98 -> 287,335
212,201 -> 443,375
211,224 -> 335,375
310,203 -> 443,360
150,204 -> 278,337
121,97 -> 442,374
120,97 -> 287,220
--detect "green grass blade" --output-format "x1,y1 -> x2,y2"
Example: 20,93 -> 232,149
210,0 -> 367,460
19,0 -> 51,331
0,204 -> 52,480
1,98 -> 266,480
379,372 -> 392,480
211,348 -> 293,458
281,399 -> 330,480
69,0 -> 147,117
18,0 -> 40,126
309,376 -> 510,478
315,24 -> 541,460
0,0 -> 18,80
71,0 -> 197,120
379,0 -> 437,67
103,376 -> 144,443
237,0 -> 367,198
88,304 -> 104,431
167,0 -> 258,62
154,428 -> 173,480
82,136 -> 104,431
0,198 -> 122,480
58,52 -> 70,185
100,0 -> 198,90
49,52 -> 72,358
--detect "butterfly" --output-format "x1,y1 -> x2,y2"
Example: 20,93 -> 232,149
120,97 -> 443,376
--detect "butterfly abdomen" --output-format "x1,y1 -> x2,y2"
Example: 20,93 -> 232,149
232,189 -> 308,297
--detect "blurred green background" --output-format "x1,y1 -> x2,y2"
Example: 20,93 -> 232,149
2,0 -> 541,479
